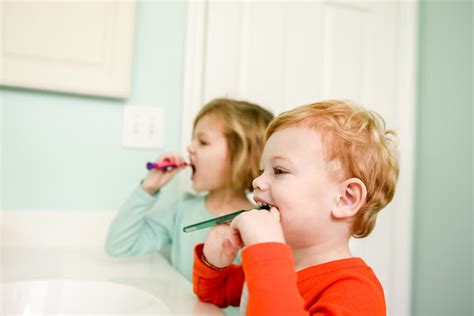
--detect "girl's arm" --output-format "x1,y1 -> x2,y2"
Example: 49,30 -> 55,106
105,185 -> 174,256
106,153 -> 187,256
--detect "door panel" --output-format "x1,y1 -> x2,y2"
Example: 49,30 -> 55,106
182,2 -> 416,314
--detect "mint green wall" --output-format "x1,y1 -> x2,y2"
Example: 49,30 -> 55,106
412,1 -> 472,315
1,2 -> 187,210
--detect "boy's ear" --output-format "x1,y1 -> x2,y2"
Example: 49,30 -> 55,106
332,178 -> 367,219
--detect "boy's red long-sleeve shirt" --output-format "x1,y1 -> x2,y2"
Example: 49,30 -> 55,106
193,242 -> 386,315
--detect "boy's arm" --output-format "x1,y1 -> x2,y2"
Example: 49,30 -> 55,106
242,242 -> 308,315
105,185 -> 173,256
193,243 -> 245,308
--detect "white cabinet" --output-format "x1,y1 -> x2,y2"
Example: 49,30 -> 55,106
0,1 -> 136,99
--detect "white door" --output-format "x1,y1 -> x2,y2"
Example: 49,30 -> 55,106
181,1 -> 416,315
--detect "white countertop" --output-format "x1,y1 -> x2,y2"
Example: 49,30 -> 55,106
1,247 -> 223,315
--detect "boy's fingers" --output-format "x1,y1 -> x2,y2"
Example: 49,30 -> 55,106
229,230 -> 244,248
221,239 -> 230,249
221,239 -> 238,256
269,206 -> 281,221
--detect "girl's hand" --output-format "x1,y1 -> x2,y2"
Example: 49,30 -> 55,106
141,153 -> 188,195
230,207 -> 285,247
202,224 -> 243,269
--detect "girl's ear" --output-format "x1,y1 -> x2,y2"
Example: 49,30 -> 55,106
331,178 -> 367,219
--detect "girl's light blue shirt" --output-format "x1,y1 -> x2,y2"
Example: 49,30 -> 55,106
105,185 -> 241,281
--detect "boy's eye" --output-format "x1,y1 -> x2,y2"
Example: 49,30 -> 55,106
273,167 -> 286,175
199,140 -> 208,145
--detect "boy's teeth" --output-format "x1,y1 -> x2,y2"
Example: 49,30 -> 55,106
256,202 -> 271,210
255,201 -> 272,209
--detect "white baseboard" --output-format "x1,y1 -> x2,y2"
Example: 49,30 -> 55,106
0,210 -> 116,249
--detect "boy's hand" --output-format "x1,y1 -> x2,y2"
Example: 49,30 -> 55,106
141,153 -> 187,195
202,224 -> 243,269
230,207 -> 285,246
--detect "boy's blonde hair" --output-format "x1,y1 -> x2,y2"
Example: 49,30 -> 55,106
194,98 -> 273,192
266,100 -> 399,238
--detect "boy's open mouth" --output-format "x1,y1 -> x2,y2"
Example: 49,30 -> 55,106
255,200 -> 274,210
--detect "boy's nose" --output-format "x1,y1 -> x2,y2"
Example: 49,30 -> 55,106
252,174 -> 268,191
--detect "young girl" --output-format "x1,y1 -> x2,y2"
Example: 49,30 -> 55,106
105,98 -> 273,282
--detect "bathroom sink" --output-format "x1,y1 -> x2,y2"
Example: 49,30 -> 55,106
1,279 -> 172,315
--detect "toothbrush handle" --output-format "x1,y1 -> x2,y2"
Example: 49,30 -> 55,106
182,210 -> 246,233
146,161 -> 185,170
182,205 -> 270,233
146,162 -> 157,170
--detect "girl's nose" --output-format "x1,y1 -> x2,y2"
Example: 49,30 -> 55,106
252,174 -> 268,191
187,142 -> 195,154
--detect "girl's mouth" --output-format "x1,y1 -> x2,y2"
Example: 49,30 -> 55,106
190,163 -> 196,178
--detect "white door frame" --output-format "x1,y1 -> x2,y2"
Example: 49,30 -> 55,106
180,2 -> 208,157
180,2 -> 417,315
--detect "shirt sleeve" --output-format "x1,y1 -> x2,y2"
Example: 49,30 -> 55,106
242,242 -> 308,316
192,243 -> 245,308
105,185 -> 174,256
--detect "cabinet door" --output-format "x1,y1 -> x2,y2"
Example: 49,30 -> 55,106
182,2 -> 416,314
0,1 -> 135,98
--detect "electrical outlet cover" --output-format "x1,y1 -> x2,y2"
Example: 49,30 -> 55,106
122,106 -> 164,149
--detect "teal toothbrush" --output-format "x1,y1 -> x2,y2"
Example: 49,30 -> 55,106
182,204 -> 270,233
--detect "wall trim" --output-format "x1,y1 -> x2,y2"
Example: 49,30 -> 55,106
180,1 -> 207,153
1,210 -> 116,248
179,1 -> 208,193
391,1 -> 417,315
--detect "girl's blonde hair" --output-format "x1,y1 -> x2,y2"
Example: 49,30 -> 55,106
194,98 -> 273,192
266,100 -> 399,238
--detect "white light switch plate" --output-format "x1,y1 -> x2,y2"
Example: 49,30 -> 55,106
122,106 -> 164,149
